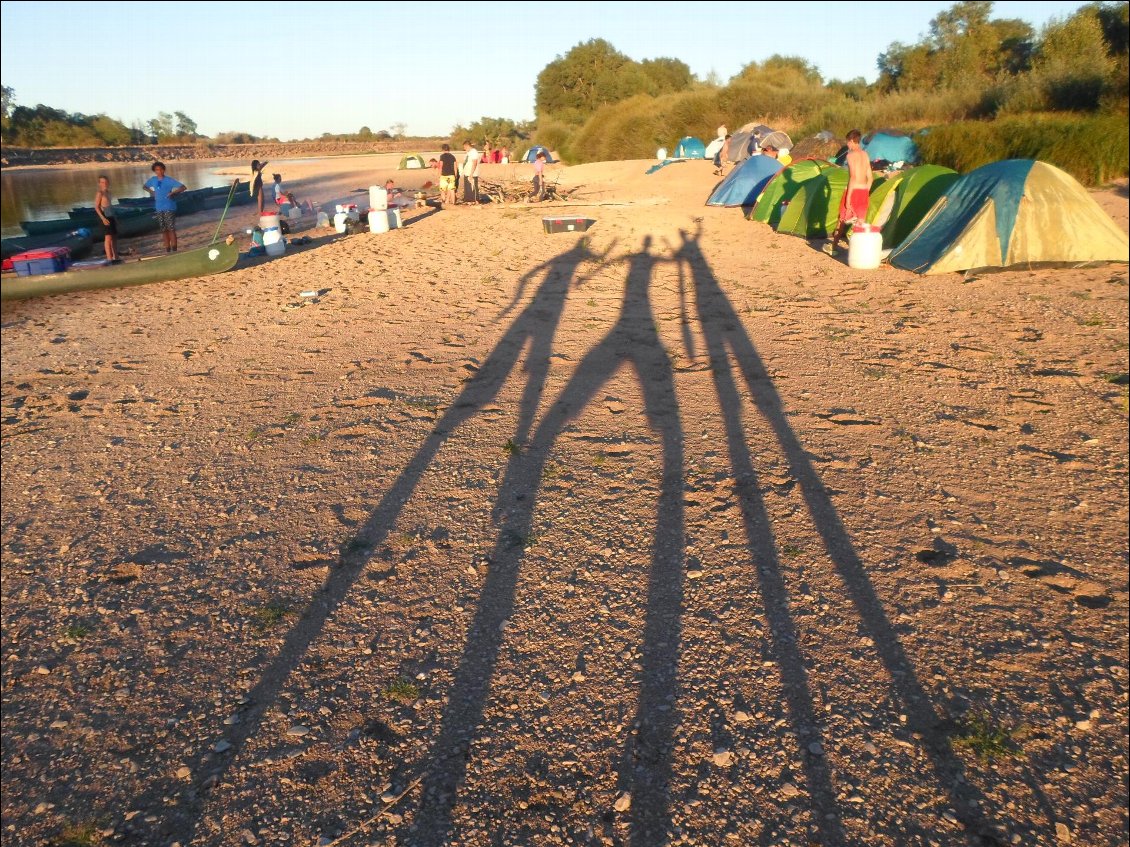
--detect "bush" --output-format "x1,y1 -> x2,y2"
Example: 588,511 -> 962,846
916,113 -> 1129,185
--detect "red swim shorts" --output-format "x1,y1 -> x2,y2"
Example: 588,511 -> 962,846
839,187 -> 870,223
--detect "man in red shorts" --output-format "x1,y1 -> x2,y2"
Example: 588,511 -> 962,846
827,129 -> 873,255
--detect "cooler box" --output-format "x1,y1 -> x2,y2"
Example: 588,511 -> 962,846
11,247 -> 70,277
542,217 -> 596,234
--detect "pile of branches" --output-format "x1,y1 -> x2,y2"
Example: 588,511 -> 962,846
477,177 -> 574,204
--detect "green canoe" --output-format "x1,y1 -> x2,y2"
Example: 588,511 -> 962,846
2,229 -> 94,261
1,241 -> 239,301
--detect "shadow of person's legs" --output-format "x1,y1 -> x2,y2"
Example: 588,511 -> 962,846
151,240 -> 602,844
677,225 -> 1000,845
403,238 -> 686,846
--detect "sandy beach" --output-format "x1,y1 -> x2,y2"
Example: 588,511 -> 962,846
1,155 -> 1127,847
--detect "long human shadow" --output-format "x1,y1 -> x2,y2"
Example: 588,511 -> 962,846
401,236 -> 685,847
674,225 -> 1002,846
156,239 -> 606,844
668,231 -> 847,845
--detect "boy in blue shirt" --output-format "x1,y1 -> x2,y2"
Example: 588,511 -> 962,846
142,161 -> 187,252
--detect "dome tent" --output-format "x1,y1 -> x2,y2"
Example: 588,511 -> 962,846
706,156 -> 783,207
398,153 -> 427,170
889,160 -> 1129,274
521,146 -> 556,164
674,136 -> 707,159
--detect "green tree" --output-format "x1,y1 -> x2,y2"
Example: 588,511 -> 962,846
357,125 -> 374,139
147,112 -> 175,142
1033,6 -> 1115,109
535,38 -> 645,124
174,110 -> 198,140
639,57 -> 694,95
1,85 -> 13,139
733,55 -> 823,87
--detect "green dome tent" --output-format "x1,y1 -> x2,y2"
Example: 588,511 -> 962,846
750,159 -> 834,227
398,153 -> 427,170
890,160 -> 1129,274
776,166 -> 851,239
870,165 -> 959,248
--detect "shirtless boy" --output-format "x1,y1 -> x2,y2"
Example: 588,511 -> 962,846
94,175 -> 121,263
828,129 -> 873,255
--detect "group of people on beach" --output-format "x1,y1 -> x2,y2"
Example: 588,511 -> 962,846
435,141 -> 548,206
93,161 -> 186,264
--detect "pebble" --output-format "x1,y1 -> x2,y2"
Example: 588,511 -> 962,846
34,666 -> 50,675
733,710 -> 751,723
1055,823 -> 1072,844
287,724 -> 311,737
1074,720 -> 1091,731
808,742 -> 824,756
214,740 -> 232,753
240,829 -> 259,845
781,783 -> 800,798
863,742 -> 878,755
381,790 -> 398,803
49,720 -> 68,730
176,766 -> 191,780
687,569 -> 704,580
614,792 -> 632,812
712,748 -> 734,767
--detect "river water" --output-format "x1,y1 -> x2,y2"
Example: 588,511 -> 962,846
1,161 -> 245,237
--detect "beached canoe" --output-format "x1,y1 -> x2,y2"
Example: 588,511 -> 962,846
1,241 -> 239,301
22,205 -> 149,237
1,229 -> 94,262
20,211 -> 159,241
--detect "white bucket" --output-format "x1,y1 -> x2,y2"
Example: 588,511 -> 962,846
369,186 -> 388,211
657,147 -> 668,161
317,211 -> 329,228
387,209 -> 402,230
260,212 -> 280,232
370,208 -> 390,234
265,238 -> 285,257
333,212 -> 348,234
848,223 -> 882,270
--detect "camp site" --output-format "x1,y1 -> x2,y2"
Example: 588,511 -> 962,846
1,2 -> 1128,846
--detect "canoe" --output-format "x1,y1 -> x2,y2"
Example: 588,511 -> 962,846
2,230 -> 94,261
1,241 -> 240,301
21,211 -> 158,240
22,207 -> 146,236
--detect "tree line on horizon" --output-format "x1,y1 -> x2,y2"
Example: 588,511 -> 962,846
504,0 -> 1127,184
0,87 -> 430,149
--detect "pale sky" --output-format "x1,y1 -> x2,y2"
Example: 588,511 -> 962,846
0,0 -> 1089,140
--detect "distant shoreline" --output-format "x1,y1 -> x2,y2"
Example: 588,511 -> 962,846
0,140 -> 447,170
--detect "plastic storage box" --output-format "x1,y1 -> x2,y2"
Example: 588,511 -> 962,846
11,247 -> 70,277
543,217 -> 596,234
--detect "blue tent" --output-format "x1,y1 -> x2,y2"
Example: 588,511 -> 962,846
522,146 -> 556,164
706,156 -> 783,207
674,136 -> 706,159
863,132 -> 919,165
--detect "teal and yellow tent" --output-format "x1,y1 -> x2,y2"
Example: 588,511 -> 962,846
890,160 -> 1129,274
750,159 -> 834,227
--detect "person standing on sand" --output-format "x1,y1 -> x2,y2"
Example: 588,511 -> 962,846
500,145 -> 510,165
142,162 -> 187,253
531,150 -> 547,201
250,159 -> 270,214
438,143 -> 458,207
827,129 -> 873,255
461,140 -> 481,205
94,175 -> 121,264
